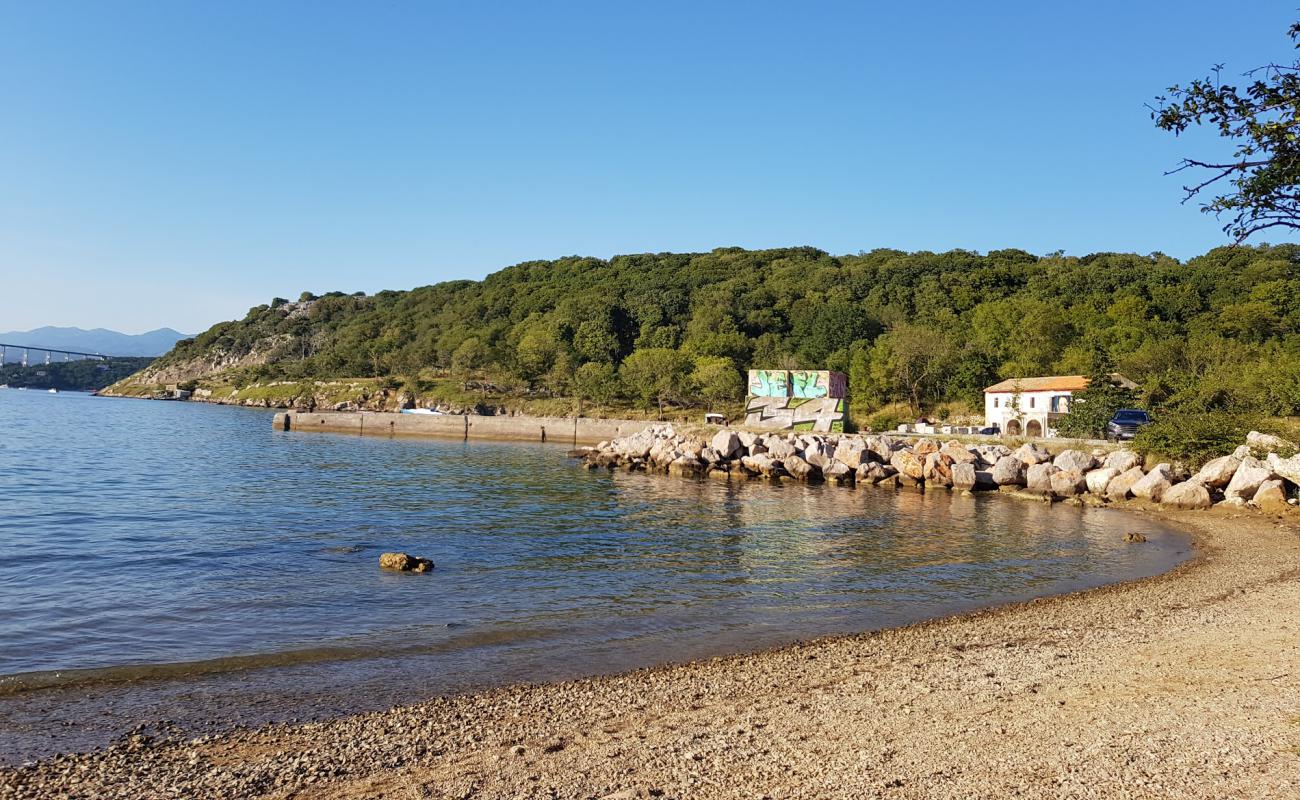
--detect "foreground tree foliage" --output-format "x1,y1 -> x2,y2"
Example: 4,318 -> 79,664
1055,370 -> 1138,440
1152,20 -> 1300,240
156,245 -> 1300,431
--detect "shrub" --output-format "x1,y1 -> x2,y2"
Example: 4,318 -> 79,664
1131,411 -> 1259,468
865,409 -> 907,433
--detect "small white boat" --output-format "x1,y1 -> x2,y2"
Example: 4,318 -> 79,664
48,388 -> 59,394
400,408 -> 445,415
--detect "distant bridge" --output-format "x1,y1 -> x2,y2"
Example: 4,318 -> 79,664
0,342 -> 129,368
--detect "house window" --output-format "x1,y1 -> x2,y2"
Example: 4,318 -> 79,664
1029,397 -> 1035,409
993,397 -> 999,408
1051,395 -> 1067,413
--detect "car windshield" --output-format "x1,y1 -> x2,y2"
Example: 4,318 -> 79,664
1113,410 -> 1149,422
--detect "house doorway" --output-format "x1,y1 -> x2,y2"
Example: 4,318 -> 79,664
1005,419 -> 1022,436
1025,419 -> 1043,438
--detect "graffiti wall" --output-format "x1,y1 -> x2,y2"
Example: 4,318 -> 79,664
744,369 -> 847,432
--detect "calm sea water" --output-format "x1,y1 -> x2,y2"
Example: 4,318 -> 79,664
0,389 -> 1189,761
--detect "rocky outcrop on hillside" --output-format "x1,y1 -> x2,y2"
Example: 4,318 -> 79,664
578,426 -> 1300,515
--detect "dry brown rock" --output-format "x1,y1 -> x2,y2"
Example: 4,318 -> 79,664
1014,442 -> 1052,466
1025,462 -> 1059,494
913,439 -> 940,456
1049,469 -> 1087,497
1103,450 -> 1142,473
1191,455 -> 1241,489
1253,479 -> 1291,514
951,462 -> 978,490
1131,465 -> 1174,502
1225,457 -> 1274,502
939,442 -> 977,464
1053,449 -> 1096,473
1162,481 -> 1212,509
923,452 -> 954,487
991,456 -> 1026,486
890,450 -> 925,481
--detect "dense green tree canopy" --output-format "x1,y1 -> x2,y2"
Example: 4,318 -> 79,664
154,244 -> 1300,421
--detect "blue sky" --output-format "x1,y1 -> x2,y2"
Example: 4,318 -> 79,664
0,2 -> 1293,333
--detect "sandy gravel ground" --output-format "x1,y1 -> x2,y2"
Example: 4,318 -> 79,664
3,508 -> 1299,799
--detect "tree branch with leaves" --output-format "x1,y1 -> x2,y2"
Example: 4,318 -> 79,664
1151,21 -> 1300,241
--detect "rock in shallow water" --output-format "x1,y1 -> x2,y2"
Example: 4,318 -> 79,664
379,552 -> 435,572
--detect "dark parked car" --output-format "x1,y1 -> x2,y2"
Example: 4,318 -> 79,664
1105,409 -> 1151,441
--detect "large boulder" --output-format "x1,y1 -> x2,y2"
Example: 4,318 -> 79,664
804,448 -> 832,470
1248,430 -> 1297,452
766,438 -> 797,460
1191,455 -> 1241,489
834,439 -> 870,469
1025,462 -> 1060,494
924,452 -> 955,487
1162,481 -> 1212,509
991,456 -> 1026,486
1103,450 -> 1142,473
890,450 -> 925,481
856,462 -> 891,484
1225,457 -> 1274,502
939,442 -> 978,464
667,455 -> 704,477
1050,469 -> 1087,497
1053,449 -> 1097,473
783,455 -> 818,481
1266,452 -> 1300,486
1105,467 -> 1147,501
379,552 -> 435,572
913,439 -> 940,456
710,430 -> 742,460
974,444 -> 1012,468
823,461 -> 854,485
1131,464 -> 1175,502
741,453 -> 780,477
1014,442 -> 1052,466
864,436 -> 897,463
1086,467 -> 1120,495
1253,479 -> 1292,513
951,462 -> 978,490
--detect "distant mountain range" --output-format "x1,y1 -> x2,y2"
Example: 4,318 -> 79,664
0,326 -> 192,361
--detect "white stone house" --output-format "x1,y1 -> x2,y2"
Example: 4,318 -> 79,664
983,374 -> 1136,438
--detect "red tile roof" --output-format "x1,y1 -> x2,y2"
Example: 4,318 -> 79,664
984,375 -> 1090,393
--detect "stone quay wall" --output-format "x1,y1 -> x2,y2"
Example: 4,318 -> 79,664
272,411 -> 657,446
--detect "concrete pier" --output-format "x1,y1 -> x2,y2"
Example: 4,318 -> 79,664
272,411 -> 656,445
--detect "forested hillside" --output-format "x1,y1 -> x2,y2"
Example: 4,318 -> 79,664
123,245 -> 1300,430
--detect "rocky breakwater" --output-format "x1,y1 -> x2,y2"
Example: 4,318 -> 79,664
577,425 -> 1300,515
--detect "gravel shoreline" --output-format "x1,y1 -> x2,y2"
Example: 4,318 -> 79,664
4,507 -> 1299,799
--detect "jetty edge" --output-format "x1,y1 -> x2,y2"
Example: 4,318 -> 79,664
578,423 -> 1300,513
271,410 -> 657,445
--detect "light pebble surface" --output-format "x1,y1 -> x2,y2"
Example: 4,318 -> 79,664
3,507 -> 1299,799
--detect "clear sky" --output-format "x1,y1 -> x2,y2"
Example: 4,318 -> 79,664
0,1 -> 1294,333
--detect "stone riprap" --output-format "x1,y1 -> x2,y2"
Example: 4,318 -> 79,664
578,426 -> 1300,515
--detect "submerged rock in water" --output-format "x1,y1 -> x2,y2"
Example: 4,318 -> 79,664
379,552 -> 435,572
